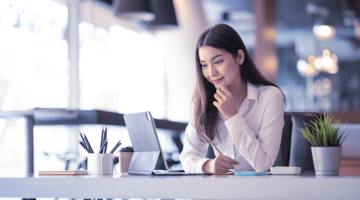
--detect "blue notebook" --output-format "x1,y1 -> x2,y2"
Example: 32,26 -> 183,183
235,172 -> 269,176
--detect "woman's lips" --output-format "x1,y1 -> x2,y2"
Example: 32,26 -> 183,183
211,77 -> 224,84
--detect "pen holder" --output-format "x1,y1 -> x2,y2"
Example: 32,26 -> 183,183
87,153 -> 114,175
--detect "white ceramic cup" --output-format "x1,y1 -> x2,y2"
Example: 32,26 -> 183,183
87,153 -> 114,175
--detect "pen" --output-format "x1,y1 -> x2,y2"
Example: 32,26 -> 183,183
99,139 -> 108,153
201,131 -> 223,155
82,133 -> 94,153
77,140 -> 91,153
109,140 -> 122,153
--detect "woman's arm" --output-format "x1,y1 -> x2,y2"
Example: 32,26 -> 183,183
179,123 -> 210,173
225,90 -> 284,172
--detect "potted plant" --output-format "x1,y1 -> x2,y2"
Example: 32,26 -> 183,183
299,113 -> 348,176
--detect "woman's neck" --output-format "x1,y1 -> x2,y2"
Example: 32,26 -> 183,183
228,75 -> 247,110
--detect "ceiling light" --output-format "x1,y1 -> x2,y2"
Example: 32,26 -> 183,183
113,0 -> 155,21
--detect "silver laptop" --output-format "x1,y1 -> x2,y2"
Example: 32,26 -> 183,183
123,111 -> 211,176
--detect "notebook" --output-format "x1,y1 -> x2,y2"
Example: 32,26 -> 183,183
38,170 -> 88,175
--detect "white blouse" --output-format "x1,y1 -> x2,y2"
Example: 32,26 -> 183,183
179,82 -> 285,173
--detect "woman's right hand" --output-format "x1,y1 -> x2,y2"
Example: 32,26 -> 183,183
202,155 -> 239,174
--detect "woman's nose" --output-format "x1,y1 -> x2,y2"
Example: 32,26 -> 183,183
208,64 -> 218,77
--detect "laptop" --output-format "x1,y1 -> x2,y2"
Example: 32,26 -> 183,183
123,111 -> 211,176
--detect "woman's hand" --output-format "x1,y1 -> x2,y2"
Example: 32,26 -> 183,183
202,155 -> 240,174
213,86 -> 238,119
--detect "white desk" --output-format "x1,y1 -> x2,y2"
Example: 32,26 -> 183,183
0,174 -> 359,200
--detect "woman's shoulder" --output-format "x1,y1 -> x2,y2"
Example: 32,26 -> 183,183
256,84 -> 283,101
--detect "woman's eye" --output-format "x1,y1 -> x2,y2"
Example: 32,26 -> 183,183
215,60 -> 223,64
201,64 -> 207,68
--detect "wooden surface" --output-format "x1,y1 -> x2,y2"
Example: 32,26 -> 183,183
330,111 -> 360,123
340,158 -> 360,175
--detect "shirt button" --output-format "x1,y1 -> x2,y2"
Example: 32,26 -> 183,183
227,122 -> 232,126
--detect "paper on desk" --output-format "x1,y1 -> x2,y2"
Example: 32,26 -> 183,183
38,170 -> 88,175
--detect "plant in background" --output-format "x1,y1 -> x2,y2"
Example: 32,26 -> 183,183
299,113 -> 348,147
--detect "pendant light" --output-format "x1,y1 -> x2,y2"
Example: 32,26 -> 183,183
147,0 -> 178,30
112,0 -> 155,21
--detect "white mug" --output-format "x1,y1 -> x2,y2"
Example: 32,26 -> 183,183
87,153 -> 114,175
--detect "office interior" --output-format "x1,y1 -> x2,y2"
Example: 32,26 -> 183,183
0,0 -> 360,199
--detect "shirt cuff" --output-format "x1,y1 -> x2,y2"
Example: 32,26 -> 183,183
225,112 -> 249,134
195,158 -> 210,173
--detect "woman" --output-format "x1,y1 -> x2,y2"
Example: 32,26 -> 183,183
179,24 -> 285,174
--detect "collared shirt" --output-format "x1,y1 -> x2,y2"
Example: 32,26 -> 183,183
179,82 -> 285,173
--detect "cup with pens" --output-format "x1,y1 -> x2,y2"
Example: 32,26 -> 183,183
78,126 -> 122,175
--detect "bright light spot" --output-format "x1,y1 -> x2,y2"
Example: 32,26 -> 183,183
323,49 -> 331,57
323,78 -> 331,89
327,64 -> 339,74
297,60 -> 319,77
297,60 -> 307,72
322,56 -> 332,68
314,57 -> 323,69
313,25 -> 336,40
262,56 -> 278,72
318,25 -> 331,36
305,64 -> 316,74
331,54 -> 338,64
308,55 -> 315,64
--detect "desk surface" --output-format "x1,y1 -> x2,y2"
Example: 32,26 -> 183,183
1,174 -> 359,199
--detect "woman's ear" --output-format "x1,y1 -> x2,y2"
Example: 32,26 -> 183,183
237,49 -> 245,65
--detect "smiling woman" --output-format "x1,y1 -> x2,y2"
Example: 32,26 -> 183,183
179,24 -> 286,174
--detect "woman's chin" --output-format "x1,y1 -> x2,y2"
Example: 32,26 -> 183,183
214,84 -> 226,89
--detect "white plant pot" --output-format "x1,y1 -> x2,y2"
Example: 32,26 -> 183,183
311,147 -> 342,176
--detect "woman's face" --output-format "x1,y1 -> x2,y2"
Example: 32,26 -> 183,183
199,46 -> 244,89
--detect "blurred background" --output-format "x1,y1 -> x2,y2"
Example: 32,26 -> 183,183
0,0 -> 359,179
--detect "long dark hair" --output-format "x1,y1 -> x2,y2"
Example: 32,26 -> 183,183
192,24 -> 285,142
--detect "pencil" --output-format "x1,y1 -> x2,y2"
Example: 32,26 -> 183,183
201,132 -> 223,156
104,126 -> 108,153
77,140 -> 91,153
79,131 -> 86,145
100,126 -> 104,152
109,140 -> 122,153
82,133 -> 94,153
99,139 -> 108,153
80,131 -> 91,153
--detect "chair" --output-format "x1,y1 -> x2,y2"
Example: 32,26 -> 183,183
288,112 -> 319,173
274,112 -> 292,166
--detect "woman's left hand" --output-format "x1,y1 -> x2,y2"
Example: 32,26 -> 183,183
213,86 -> 238,120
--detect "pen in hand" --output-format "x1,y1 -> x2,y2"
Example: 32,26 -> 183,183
201,131 -> 223,155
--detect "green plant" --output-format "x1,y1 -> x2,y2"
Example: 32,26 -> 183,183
299,113 -> 348,147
